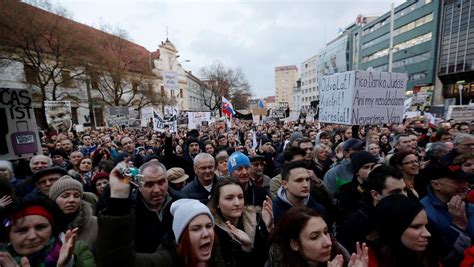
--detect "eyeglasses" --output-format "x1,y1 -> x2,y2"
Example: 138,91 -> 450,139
37,176 -> 60,185
402,160 -> 419,165
460,143 -> 474,147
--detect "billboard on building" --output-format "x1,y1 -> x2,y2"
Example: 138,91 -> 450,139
0,88 -> 42,160
44,101 -> 72,133
319,35 -> 349,75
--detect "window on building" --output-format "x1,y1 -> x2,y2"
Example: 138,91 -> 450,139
362,48 -> 389,63
94,108 -> 104,127
393,13 -> 433,37
132,81 -> 139,93
71,107 -> 78,124
24,64 -> 38,85
61,70 -> 74,87
392,52 -> 431,69
90,72 -> 99,89
393,32 -> 432,53
180,88 -> 184,98
408,71 -> 428,81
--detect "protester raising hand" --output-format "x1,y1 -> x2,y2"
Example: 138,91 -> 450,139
0,252 -> 30,267
57,228 -> 79,267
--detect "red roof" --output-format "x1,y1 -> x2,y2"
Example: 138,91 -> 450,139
0,0 -> 160,75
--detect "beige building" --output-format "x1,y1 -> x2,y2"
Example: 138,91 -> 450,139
275,65 -> 298,110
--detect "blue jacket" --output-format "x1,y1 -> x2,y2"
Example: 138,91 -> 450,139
273,187 -> 326,224
421,186 -> 473,265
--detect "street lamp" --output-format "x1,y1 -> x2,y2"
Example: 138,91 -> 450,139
457,80 -> 465,105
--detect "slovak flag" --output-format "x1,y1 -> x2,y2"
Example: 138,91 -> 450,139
222,96 -> 235,117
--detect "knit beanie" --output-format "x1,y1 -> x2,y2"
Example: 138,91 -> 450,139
48,175 -> 84,201
374,194 -> 423,246
350,151 -> 377,173
170,199 -> 214,243
289,132 -> 303,145
228,151 -> 250,175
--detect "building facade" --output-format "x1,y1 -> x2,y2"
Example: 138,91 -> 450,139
300,55 -> 319,111
0,1 -> 212,129
185,71 -> 214,111
438,0 -> 474,105
275,65 -> 298,110
293,78 -> 302,112
358,0 -> 441,98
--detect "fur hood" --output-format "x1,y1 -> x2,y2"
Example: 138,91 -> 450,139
67,200 -> 94,234
214,206 -> 259,249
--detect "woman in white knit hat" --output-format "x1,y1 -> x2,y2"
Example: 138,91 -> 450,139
49,175 -> 98,252
96,164 -> 226,267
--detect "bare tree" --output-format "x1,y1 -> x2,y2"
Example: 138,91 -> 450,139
0,0 -> 93,127
91,25 -> 173,109
199,61 -> 252,111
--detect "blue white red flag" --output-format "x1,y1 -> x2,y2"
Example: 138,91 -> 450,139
221,96 -> 235,117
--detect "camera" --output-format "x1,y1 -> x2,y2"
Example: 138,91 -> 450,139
118,162 -> 142,188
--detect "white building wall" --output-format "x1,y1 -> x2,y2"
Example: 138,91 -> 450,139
300,54 -> 319,111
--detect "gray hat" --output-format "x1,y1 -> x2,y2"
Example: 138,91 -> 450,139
289,132 -> 303,145
48,175 -> 83,201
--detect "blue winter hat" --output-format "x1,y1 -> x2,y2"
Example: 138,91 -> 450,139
228,152 -> 250,175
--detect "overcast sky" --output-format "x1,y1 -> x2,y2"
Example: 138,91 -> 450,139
53,0 -> 406,98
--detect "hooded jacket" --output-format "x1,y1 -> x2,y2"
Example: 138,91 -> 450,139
272,187 -> 326,224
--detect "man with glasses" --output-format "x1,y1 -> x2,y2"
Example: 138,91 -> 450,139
442,133 -> 474,164
181,153 -> 218,204
249,155 -> 271,191
23,166 -> 67,201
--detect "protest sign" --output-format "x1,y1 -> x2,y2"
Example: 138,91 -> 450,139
163,71 -> 179,91
44,101 -> 72,132
153,110 -> 165,131
318,70 -> 407,125
0,88 -> 41,160
187,112 -> 211,129
446,105 -> 474,122
141,107 -> 154,127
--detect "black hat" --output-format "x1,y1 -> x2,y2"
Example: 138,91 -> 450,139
374,194 -> 424,246
343,138 -> 364,151
350,151 -> 377,173
32,167 -> 68,182
424,163 -> 467,182
50,149 -> 66,158
249,155 -> 265,163
259,135 -> 271,146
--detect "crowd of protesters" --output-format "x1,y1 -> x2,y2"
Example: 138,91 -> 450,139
0,117 -> 473,267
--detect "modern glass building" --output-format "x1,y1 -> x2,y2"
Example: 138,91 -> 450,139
357,0 -> 441,93
438,0 -> 474,104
